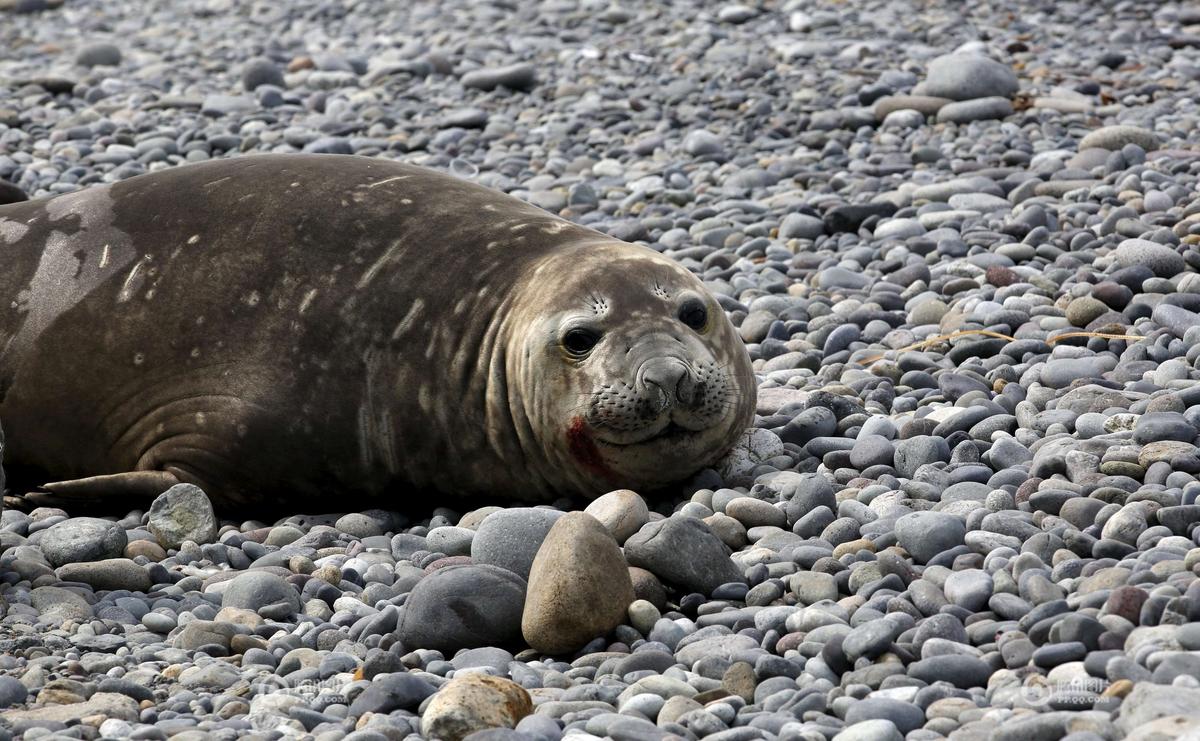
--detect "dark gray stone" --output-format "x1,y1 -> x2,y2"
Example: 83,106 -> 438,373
222,571 -> 300,615
347,672 -> 437,716
624,517 -> 745,594
397,564 -> 527,652
471,508 -> 564,579
895,512 -> 965,564
39,517 -> 127,567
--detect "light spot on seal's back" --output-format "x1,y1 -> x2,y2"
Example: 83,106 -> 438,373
391,298 -> 424,340
0,218 -> 29,242
4,188 -> 136,362
117,257 -> 150,303
298,288 -> 318,314
357,240 -> 405,290
360,175 -> 409,190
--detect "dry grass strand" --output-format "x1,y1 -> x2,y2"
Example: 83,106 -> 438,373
859,329 -> 1143,365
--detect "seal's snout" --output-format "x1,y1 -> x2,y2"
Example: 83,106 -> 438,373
639,358 -> 700,411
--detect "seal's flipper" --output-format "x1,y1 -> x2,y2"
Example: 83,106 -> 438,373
4,490 -> 133,513
5,491 -> 71,511
4,470 -> 181,513
40,470 -> 181,499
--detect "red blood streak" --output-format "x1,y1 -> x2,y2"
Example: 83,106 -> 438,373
567,416 -> 618,481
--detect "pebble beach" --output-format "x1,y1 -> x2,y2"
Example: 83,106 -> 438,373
3,0 -> 1200,740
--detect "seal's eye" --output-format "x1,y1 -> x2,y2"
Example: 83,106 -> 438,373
679,299 -> 708,331
562,328 -> 601,358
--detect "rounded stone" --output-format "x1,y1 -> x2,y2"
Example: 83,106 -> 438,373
147,483 -> 219,549
420,674 -> 532,741
1066,296 -> 1110,327
0,676 -> 28,709
1113,239 -> 1185,278
348,673 -> 437,717
471,508 -> 565,579
75,42 -> 121,67
521,512 -> 635,655
894,436 -> 951,478
221,571 -> 300,615
241,57 -> 285,90
398,563 -> 526,653
908,655 -> 992,689
39,517 -> 127,567
30,585 -> 93,623
921,54 -> 1018,100
724,497 -> 787,528
583,490 -> 650,544
849,434 -> 894,469
943,569 -> 993,612
623,517 -> 745,594
895,512 -> 966,564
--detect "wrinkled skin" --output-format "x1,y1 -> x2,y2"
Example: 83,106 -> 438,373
0,154 -> 754,510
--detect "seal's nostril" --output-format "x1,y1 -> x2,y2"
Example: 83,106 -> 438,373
640,359 -> 697,412
677,374 -> 703,408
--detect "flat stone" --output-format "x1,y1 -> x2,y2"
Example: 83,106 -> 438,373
1080,125 -> 1159,152
831,719 -> 903,741
675,634 -> 760,667
460,63 -> 536,91
0,692 -> 137,724
907,655 -> 992,688
56,559 -> 151,592
845,698 -> 925,734
936,96 -> 1013,123
874,95 -> 952,119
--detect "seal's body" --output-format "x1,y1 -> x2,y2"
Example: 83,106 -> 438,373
0,154 -> 754,509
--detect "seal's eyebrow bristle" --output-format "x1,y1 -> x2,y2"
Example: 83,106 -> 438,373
587,292 -> 609,315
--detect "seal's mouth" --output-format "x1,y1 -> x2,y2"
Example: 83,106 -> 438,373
595,421 -> 702,448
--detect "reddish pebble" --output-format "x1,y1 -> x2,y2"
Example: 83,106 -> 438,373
986,265 -> 1019,287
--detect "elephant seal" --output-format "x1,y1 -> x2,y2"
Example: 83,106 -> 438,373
0,154 -> 755,510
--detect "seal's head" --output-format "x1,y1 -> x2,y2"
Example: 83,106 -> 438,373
506,241 -> 755,497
